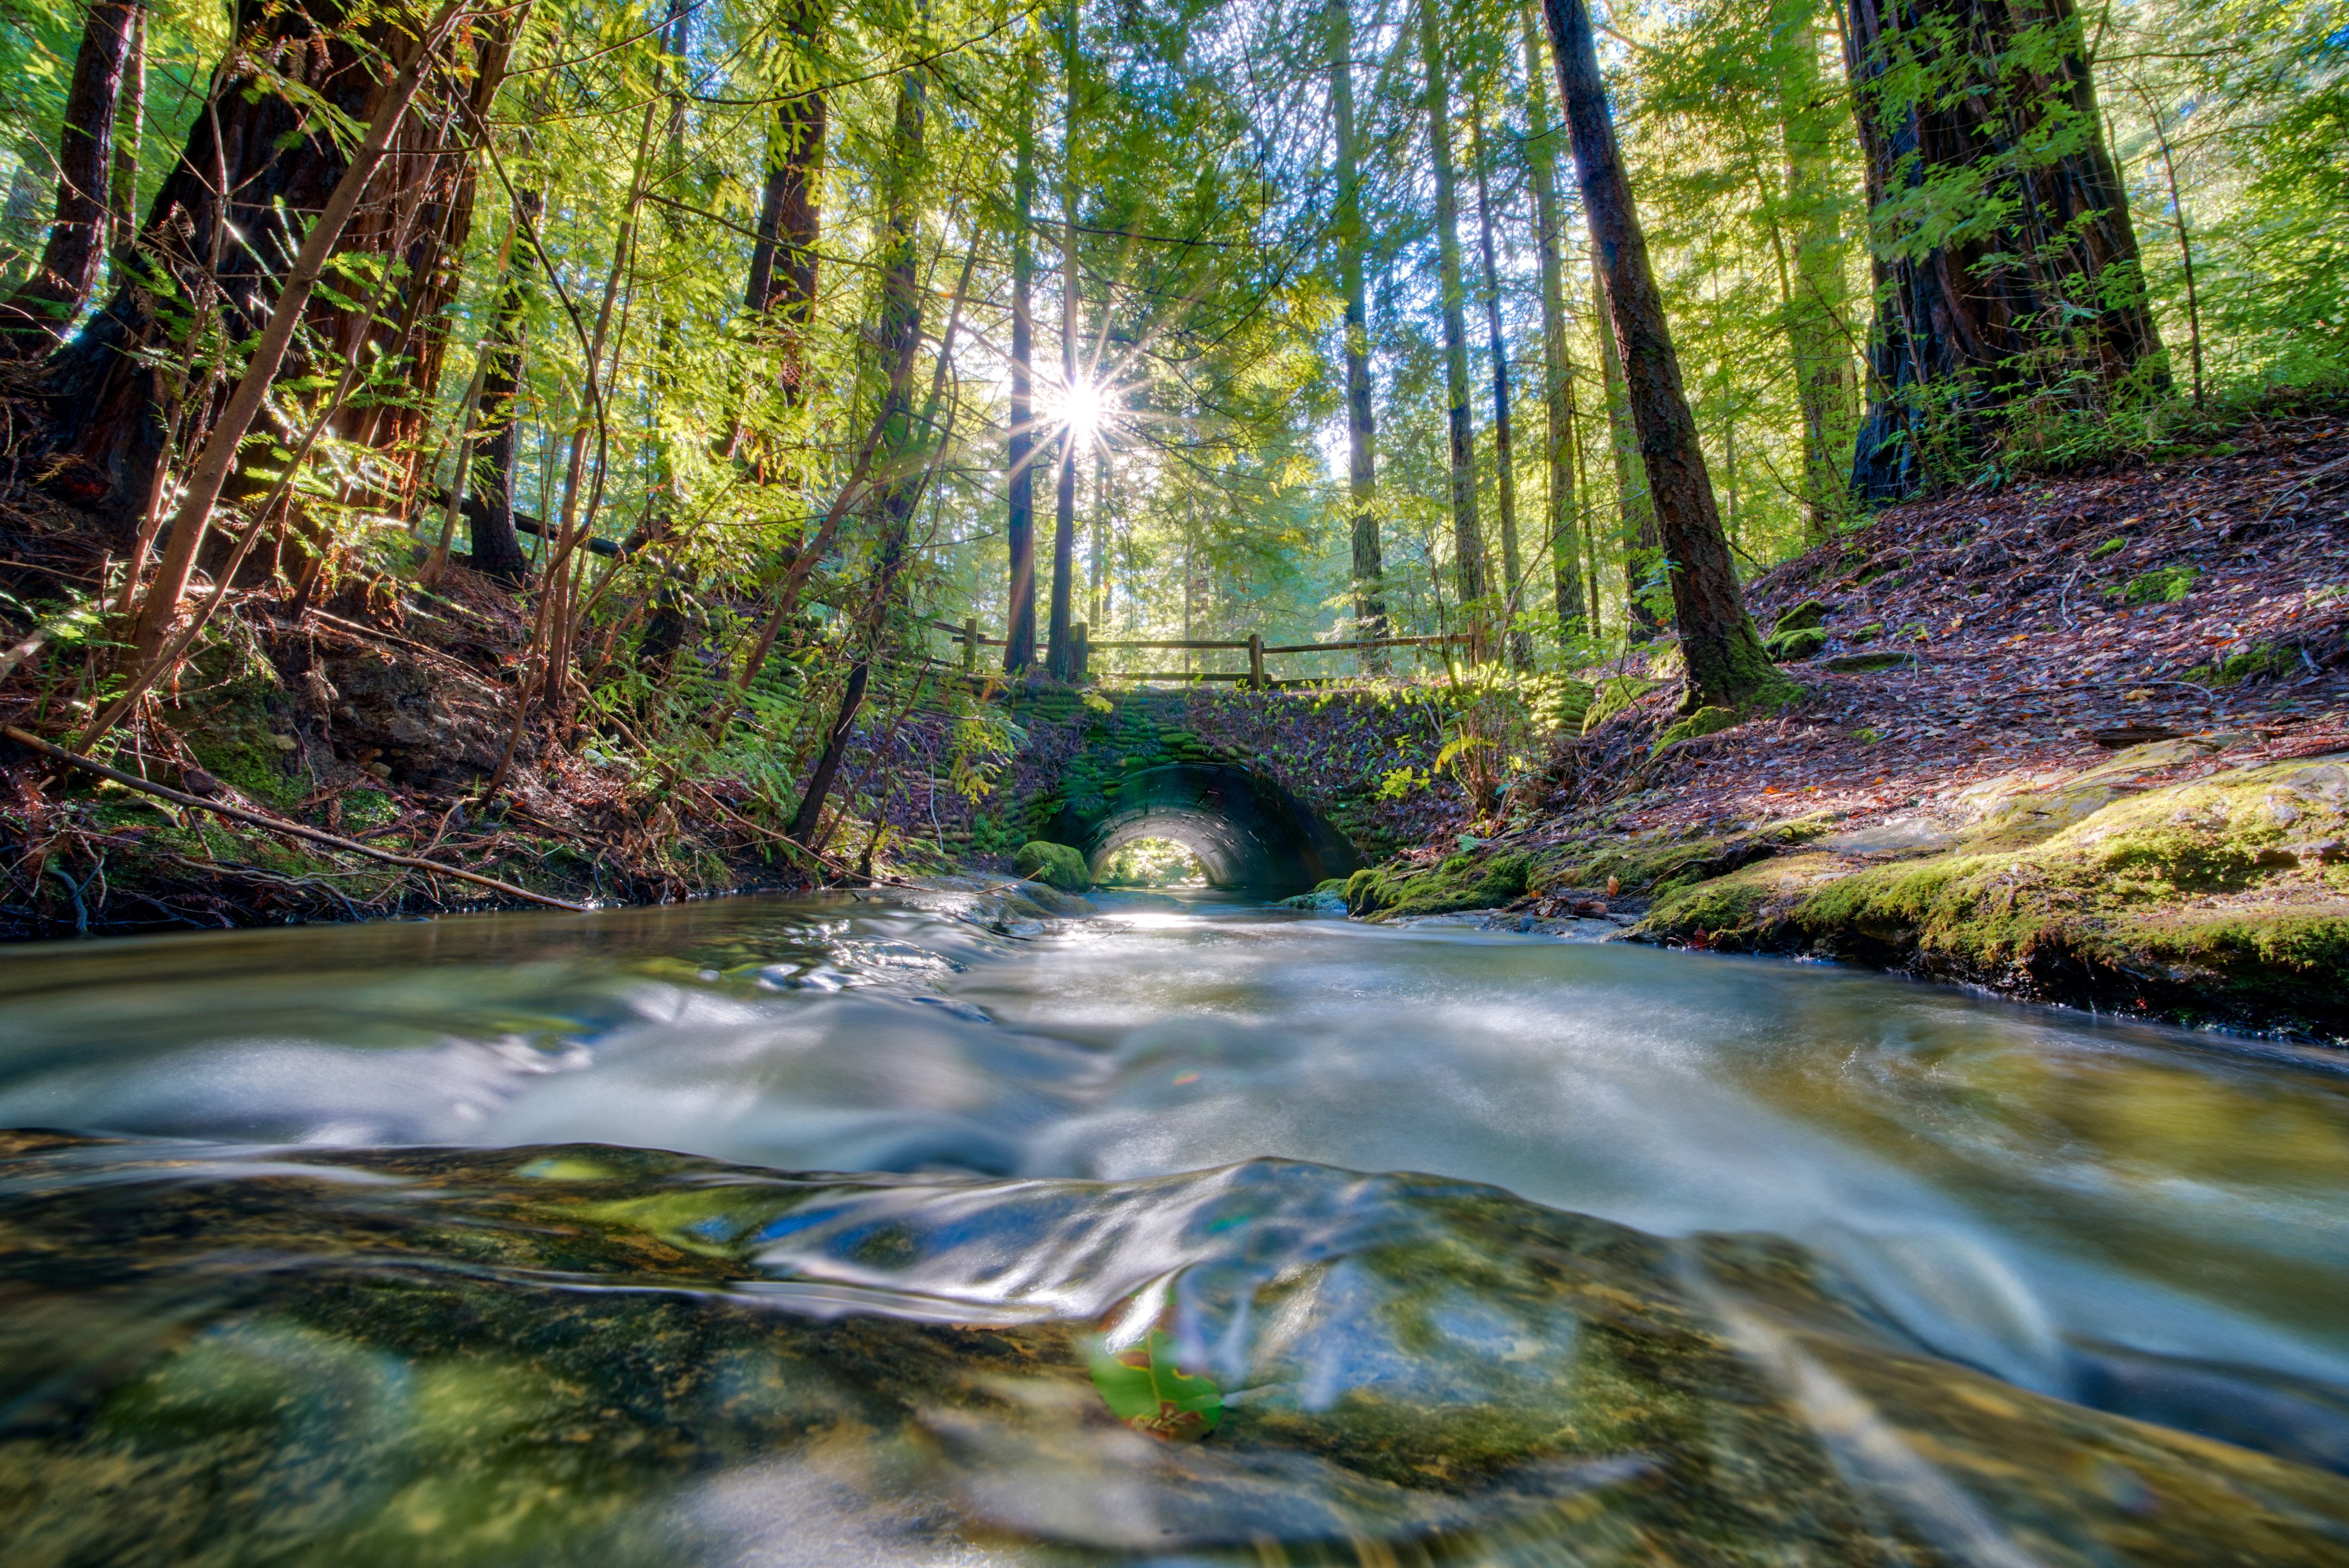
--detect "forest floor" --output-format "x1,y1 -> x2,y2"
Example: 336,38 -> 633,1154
1355,401 -> 2349,1042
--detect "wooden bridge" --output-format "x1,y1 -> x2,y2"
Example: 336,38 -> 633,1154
924,619 -> 1477,689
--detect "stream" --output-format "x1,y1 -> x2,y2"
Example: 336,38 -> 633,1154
3,885 -> 2347,1566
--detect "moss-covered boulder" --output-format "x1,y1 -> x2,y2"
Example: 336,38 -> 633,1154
1014,839 -> 1092,892
1655,705 -> 1741,751
1762,625 -> 1827,662
1771,597 -> 1831,634
1638,752 -> 2349,1039
1346,851 -> 1531,919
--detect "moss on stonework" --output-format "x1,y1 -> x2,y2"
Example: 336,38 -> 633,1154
1638,754 -> 2349,1039
1347,851 -> 1531,919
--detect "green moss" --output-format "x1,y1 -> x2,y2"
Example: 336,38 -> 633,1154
1345,851 -> 1531,919
1655,706 -> 1739,752
1771,599 -> 1831,635
1763,627 -> 1827,662
2187,643 -> 2300,686
2120,564 -> 2199,604
2088,537 -> 2126,560
1634,756 -> 2349,1038
1013,839 -> 1091,892
1582,677 -> 1661,735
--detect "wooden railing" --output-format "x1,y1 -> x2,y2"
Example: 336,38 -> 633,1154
923,619 -> 1476,689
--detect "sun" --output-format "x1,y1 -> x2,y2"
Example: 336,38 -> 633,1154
1060,375 -> 1105,441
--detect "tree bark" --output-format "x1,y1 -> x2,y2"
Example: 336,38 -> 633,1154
1776,0 -> 1856,531
744,0 -> 826,404
1844,0 -> 2162,502
1591,249 -> 1657,636
1542,0 -> 1775,707
789,67 -> 926,847
42,0 -> 509,531
1472,108 -> 1531,670
1417,0 -> 1485,642
1004,47 -> 1037,674
1045,0 -> 1079,681
1329,0 -> 1387,666
473,188 -> 538,584
1520,1 -> 1582,646
107,3 -> 146,261
0,0 -> 137,355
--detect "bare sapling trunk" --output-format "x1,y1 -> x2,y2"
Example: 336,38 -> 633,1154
1541,0 -> 1776,709
1418,0 -> 1486,648
1329,0 -> 1387,667
1472,107 -> 1531,671
1045,0 -> 1079,681
1776,0 -> 1857,530
1520,1 -> 1582,647
1004,45 -> 1038,674
789,66 -> 926,847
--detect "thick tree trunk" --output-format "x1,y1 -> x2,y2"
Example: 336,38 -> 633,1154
1520,1 -> 1582,646
743,0 -> 826,404
789,68 -> 926,848
0,0 -> 137,355
1776,0 -> 1856,531
1542,0 -> 1774,707
1003,50 -> 1037,674
1472,110 -> 1531,670
472,189 -> 538,584
1045,0 -> 1079,681
1328,0 -> 1387,666
42,0 -> 508,532
1845,0 -> 2162,502
1417,0 -> 1485,641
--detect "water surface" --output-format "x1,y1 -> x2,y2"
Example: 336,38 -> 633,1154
3,889 -> 2346,1565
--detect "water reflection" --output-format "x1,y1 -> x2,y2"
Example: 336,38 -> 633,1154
1,888 -> 2346,1563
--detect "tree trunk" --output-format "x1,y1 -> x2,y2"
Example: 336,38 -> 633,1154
1776,0 -> 1856,531
1844,0 -> 2162,502
1542,0 -> 1775,707
473,188 -> 537,584
789,67 -> 927,848
1520,1 -> 1582,647
1004,47 -> 1037,674
1329,0 -> 1387,667
0,0 -> 137,356
1417,0 -> 1485,642
743,0 -> 826,404
1591,249 -> 1657,636
42,0 -> 509,531
1471,108 -> 1531,670
107,4 -> 146,261
1045,0 -> 1079,681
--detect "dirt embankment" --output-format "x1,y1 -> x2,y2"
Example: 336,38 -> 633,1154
1351,409 -> 2349,1043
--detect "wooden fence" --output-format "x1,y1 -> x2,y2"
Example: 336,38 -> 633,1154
923,619 -> 1476,689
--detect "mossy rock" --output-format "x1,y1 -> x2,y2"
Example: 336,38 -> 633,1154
1823,651 -> 1914,673
1655,706 -> 1740,751
1771,599 -> 1831,635
1347,851 -> 1531,919
1013,839 -> 1091,892
1763,627 -> 1828,662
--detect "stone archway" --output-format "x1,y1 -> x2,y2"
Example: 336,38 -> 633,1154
1048,762 -> 1364,895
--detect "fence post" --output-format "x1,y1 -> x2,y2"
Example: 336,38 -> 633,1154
1247,632 -> 1265,690
961,616 -> 977,672
1073,622 -> 1088,681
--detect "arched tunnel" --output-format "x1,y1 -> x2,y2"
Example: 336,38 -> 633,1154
1047,763 -> 1365,896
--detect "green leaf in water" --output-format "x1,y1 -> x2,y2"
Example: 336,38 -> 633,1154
1088,1328 -> 1223,1442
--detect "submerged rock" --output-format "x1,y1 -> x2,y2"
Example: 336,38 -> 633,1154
2,1136 -> 2344,1566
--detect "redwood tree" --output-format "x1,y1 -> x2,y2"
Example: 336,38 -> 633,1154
1540,0 -> 1775,707
41,0 -> 509,534
0,0 -> 138,356
1845,0 -> 2162,500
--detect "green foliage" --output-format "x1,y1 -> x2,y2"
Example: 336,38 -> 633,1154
2119,565 -> 2200,604
2088,537 -> 2126,560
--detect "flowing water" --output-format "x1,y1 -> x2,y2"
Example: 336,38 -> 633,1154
3,885 -> 2347,1566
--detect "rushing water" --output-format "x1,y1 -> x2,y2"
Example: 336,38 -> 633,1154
3,885 -> 2347,1566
